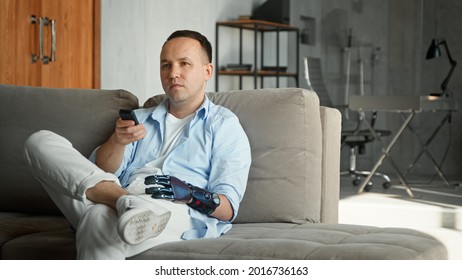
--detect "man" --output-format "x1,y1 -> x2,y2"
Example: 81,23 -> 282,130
23,30 -> 251,259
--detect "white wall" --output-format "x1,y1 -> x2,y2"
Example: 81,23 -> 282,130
101,0 -> 265,104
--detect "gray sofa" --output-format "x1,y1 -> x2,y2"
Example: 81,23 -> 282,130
0,84 -> 447,259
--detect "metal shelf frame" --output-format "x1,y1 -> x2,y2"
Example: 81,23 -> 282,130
215,20 -> 299,91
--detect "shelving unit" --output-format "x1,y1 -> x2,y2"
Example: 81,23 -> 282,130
215,19 -> 299,91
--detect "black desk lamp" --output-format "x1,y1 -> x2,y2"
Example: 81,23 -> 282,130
426,38 -> 458,97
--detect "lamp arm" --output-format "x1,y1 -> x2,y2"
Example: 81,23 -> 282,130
440,41 -> 457,94
442,41 -> 456,65
441,61 -> 457,94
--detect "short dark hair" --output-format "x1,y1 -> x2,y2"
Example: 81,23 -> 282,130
164,30 -> 212,63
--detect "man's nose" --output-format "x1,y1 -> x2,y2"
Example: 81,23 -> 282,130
169,64 -> 180,79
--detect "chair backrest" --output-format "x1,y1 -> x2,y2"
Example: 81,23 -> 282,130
304,57 -> 375,143
304,57 -> 369,136
304,57 -> 334,107
303,57 -> 389,150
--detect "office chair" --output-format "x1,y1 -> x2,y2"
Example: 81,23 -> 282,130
303,57 -> 391,191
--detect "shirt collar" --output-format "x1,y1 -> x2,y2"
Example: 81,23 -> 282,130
150,94 -> 210,121
196,95 -> 210,120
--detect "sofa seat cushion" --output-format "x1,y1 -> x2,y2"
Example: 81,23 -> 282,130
132,223 -> 447,260
0,214 -> 76,259
1,219 -> 447,260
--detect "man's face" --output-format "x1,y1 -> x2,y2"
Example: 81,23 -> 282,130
160,37 -> 213,112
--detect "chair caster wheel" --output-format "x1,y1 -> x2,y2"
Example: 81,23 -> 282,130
352,178 -> 361,186
364,182 -> 373,192
382,181 -> 391,189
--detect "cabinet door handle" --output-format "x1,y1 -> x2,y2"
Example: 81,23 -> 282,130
31,16 -> 56,64
39,17 -> 46,63
30,15 -> 39,63
50,19 -> 56,62
39,17 -> 56,64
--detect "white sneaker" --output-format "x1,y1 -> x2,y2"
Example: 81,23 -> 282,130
116,195 -> 171,245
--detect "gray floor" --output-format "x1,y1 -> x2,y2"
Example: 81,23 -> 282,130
340,175 -> 462,207
338,175 -> 462,260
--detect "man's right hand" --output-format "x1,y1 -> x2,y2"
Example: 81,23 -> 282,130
95,119 -> 146,173
114,118 -> 146,145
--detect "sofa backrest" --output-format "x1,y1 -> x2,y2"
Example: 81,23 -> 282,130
145,88 -> 325,224
0,85 -> 338,223
0,85 -> 139,214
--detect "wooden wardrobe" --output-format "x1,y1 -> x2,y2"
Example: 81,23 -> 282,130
0,0 -> 100,88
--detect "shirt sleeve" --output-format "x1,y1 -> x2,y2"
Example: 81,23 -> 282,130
207,113 -> 252,222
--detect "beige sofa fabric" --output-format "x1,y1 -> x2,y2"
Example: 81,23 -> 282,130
319,107 -> 342,223
132,223 -> 447,260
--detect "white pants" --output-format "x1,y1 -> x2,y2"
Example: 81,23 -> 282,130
23,130 -> 194,259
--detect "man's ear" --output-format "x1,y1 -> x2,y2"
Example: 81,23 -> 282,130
204,63 -> 214,81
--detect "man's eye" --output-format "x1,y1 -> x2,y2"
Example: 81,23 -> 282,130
161,64 -> 170,69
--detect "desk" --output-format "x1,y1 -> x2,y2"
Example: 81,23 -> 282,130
349,95 -> 460,197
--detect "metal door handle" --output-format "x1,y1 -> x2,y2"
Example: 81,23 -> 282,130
39,17 -> 49,64
30,15 -> 39,63
39,17 -> 56,64
50,19 -> 56,62
30,15 -> 56,64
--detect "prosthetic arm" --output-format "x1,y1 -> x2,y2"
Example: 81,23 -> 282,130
144,175 -> 220,215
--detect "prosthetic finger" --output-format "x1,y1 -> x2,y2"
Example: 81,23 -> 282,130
144,175 -> 191,203
145,186 -> 175,200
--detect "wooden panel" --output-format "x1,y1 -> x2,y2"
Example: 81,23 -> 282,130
0,0 -> 41,86
0,0 -> 100,88
41,0 -> 95,88
93,0 -> 101,89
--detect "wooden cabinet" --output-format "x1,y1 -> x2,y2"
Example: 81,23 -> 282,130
0,0 -> 100,88
215,20 -> 299,91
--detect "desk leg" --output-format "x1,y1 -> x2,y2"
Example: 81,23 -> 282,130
402,112 -> 452,186
357,112 -> 415,197
373,137 -> 409,188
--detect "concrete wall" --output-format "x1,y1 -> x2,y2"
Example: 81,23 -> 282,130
307,0 -> 392,176
305,0 -> 462,181
417,0 -> 462,180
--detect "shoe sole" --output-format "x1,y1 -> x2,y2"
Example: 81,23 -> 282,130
117,208 -> 171,245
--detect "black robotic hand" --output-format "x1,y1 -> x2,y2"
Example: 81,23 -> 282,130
145,175 -> 220,215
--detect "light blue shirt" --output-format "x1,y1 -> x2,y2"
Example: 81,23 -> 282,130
93,96 -> 251,239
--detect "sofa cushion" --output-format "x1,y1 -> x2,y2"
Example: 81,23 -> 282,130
131,223 -> 448,260
144,88 -> 324,224
0,221 -> 447,260
1,229 -> 76,260
0,85 -> 139,214
0,214 -> 75,259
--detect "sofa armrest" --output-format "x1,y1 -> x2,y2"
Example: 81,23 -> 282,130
319,106 -> 342,223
